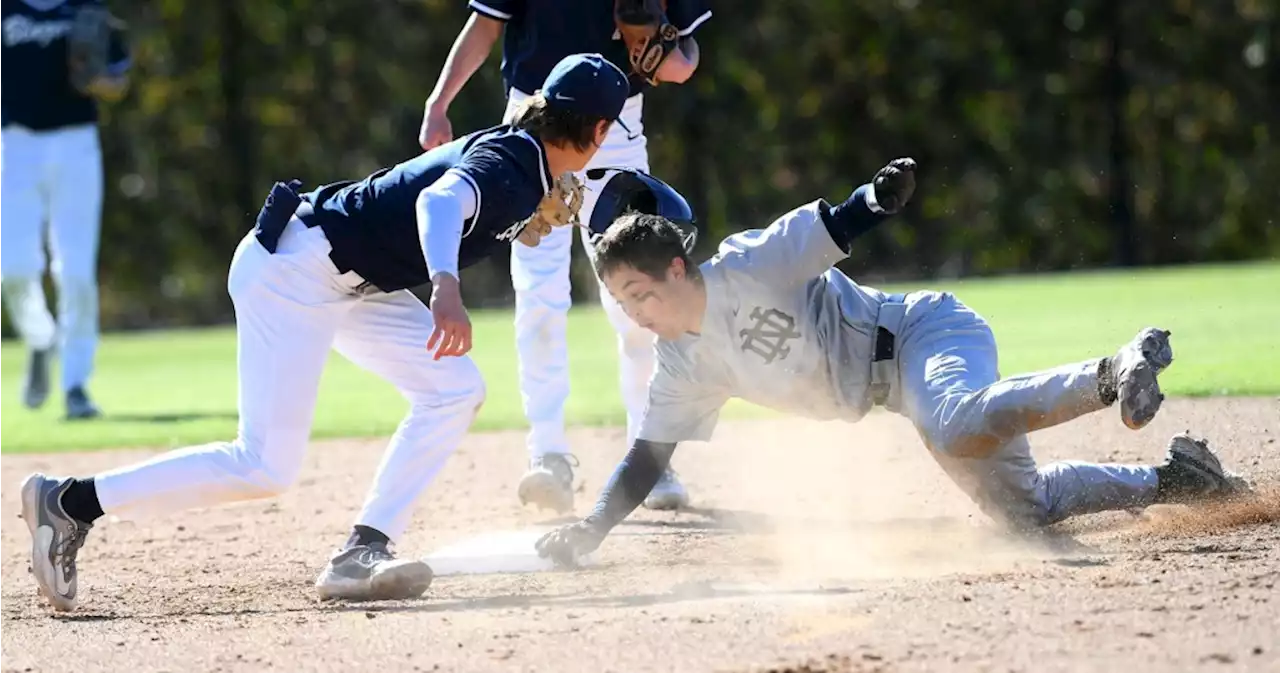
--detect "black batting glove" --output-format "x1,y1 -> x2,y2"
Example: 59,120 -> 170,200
535,519 -> 607,568
870,157 -> 917,214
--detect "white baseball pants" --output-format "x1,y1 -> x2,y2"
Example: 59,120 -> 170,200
0,124 -> 103,391
894,292 -> 1158,528
93,217 -> 486,541
505,89 -> 655,457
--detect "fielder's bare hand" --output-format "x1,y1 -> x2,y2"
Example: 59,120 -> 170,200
535,520 -> 606,568
427,274 -> 471,360
870,157 -> 917,214
418,102 -> 454,151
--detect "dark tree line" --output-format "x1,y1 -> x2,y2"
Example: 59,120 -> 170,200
29,0 -> 1279,330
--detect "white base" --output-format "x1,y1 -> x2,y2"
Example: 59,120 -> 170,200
422,528 -> 597,576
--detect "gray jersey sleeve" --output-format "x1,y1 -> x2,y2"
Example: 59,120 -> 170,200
711,200 -> 847,286
636,346 -> 729,444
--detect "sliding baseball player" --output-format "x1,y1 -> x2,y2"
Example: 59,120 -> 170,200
534,160 -> 1252,565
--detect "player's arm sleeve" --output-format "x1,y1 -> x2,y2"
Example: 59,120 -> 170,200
666,0 -> 713,36
415,170 -> 480,280
583,439 -> 678,532
817,183 -> 894,254
715,185 -> 895,284
468,0 -> 521,21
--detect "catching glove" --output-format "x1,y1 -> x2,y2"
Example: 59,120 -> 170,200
67,5 -> 124,95
534,519 -> 607,568
869,158 -> 918,214
516,171 -> 585,248
615,0 -> 681,86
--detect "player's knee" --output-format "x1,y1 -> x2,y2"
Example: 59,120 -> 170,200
926,395 -> 1006,459
53,277 -> 98,327
403,366 -> 487,414
230,437 -> 305,497
974,480 -> 1055,530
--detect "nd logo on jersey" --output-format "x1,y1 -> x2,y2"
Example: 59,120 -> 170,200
2,15 -> 71,48
739,307 -> 800,364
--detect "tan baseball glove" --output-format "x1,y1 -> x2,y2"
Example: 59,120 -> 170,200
516,172 -> 586,247
66,5 -> 124,95
615,0 -> 681,86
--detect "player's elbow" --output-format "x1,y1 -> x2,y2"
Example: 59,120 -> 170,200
656,39 -> 699,84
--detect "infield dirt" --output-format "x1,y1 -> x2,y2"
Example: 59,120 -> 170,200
3,397 -> 1279,673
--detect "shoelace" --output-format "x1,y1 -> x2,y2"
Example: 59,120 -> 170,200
57,525 -> 90,579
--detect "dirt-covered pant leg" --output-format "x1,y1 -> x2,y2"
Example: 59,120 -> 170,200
897,293 -> 1159,528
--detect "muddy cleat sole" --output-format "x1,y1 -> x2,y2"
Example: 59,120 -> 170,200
518,453 -> 577,513
21,473 -> 93,611
643,467 -> 689,511
1110,327 -> 1173,430
315,543 -> 434,601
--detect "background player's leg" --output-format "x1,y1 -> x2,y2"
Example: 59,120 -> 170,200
511,225 -> 577,512
1,126 -> 57,409
898,293 -> 1158,527
502,90 -> 578,512
321,289 -> 486,600
46,125 -> 105,418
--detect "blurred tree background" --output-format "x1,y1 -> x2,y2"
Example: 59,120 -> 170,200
33,0 -> 1280,329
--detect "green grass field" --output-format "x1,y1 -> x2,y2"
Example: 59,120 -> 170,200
2,262 -> 1277,454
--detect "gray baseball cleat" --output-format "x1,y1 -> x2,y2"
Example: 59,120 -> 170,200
643,467 -> 689,511
22,348 -> 50,409
517,453 -> 578,513
1153,433 -> 1252,505
1109,327 -> 1174,430
21,473 -> 93,612
65,385 -> 102,421
314,542 -> 434,601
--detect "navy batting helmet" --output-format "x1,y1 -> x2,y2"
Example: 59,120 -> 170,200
586,168 -> 698,253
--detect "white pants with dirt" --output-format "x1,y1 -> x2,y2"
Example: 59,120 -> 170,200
890,292 -> 1158,528
0,124 -> 103,391
90,216 -> 486,541
504,89 -> 655,455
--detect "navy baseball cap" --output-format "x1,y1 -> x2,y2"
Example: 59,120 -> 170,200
541,53 -> 631,126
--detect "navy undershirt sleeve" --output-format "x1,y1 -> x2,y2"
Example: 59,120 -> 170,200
818,184 -> 892,254
584,440 -> 678,532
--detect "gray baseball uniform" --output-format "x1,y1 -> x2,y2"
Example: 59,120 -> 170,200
637,200 -> 1159,528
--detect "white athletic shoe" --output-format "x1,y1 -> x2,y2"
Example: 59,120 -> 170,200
643,468 -> 689,511
517,453 -> 578,514
1109,327 -> 1174,430
21,473 -> 92,612
314,543 -> 434,601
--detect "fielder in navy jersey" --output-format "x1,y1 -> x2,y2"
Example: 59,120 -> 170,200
18,54 -> 632,610
419,0 -> 713,516
2,0 -> 131,420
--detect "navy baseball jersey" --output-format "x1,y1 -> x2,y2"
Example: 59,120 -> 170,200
304,125 -> 553,293
1,0 -> 130,130
469,0 -> 712,96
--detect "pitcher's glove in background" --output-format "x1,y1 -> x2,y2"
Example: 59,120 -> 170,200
615,0 -> 680,86
869,158 -> 918,215
535,519 -> 607,568
516,172 -> 585,247
67,5 -> 123,94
